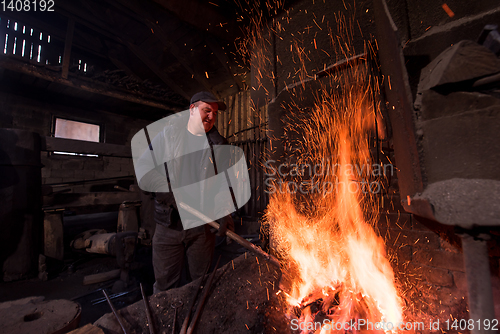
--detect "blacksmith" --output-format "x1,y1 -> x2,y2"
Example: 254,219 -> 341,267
136,91 -> 234,293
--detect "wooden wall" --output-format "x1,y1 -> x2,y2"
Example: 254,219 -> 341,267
217,90 -> 269,219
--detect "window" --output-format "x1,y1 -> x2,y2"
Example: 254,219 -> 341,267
53,117 -> 100,156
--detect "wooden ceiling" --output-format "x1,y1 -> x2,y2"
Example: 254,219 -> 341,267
0,0 -> 259,111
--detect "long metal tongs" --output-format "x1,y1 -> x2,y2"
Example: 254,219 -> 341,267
179,256 -> 221,334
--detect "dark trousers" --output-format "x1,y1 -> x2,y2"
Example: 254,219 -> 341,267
152,223 -> 215,293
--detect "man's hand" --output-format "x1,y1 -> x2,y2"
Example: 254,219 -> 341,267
154,192 -> 176,207
215,215 -> 234,237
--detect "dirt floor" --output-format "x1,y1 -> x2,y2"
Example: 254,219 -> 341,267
0,227 -> 268,331
0,217 -> 281,333
0,254 -> 147,326
94,252 -> 292,334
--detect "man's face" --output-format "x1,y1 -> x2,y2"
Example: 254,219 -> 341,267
189,101 -> 218,134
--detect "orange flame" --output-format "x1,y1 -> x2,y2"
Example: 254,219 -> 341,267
264,53 -> 402,332
236,1 -> 404,330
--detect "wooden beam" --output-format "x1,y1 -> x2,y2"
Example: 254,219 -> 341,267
0,56 -> 178,111
105,0 -> 215,95
43,192 -> 140,208
57,1 -> 190,100
42,136 -> 132,157
62,18 -> 75,79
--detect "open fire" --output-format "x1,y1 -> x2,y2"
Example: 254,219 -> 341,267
263,42 -> 403,332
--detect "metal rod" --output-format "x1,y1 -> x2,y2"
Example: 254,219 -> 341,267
140,283 -> 156,334
171,301 -> 183,334
71,282 -> 115,301
178,202 -> 281,268
179,262 -> 211,334
186,256 -> 221,334
102,289 -> 129,334
92,291 -> 130,305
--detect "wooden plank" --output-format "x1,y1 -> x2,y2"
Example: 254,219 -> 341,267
225,94 -> 233,138
232,93 -> 237,141
250,141 -> 255,217
43,191 -> 140,209
62,18 -> 75,79
83,269 -> 121,285
242,91 -> 248,141
44,213 -> 64,261
237,91 -> 243,142
231,94 -> 237,139
42,136 -> 131,157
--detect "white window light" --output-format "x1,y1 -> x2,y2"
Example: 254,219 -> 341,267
4,34 -> 8,54
53,118 -> 100,157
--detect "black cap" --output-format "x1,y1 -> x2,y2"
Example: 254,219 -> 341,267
190,91 -> 227,111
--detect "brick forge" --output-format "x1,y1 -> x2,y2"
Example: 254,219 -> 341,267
377,195 -> 476,330
377,155 -> 500,330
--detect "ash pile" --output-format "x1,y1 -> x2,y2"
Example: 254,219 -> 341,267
94,253 -> 291,334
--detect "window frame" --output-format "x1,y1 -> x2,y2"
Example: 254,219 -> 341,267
50,115 -> 105,157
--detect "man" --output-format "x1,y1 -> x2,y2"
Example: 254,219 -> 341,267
136,91 -> 235,293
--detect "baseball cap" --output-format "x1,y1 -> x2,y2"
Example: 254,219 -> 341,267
190,91 -> 227,111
